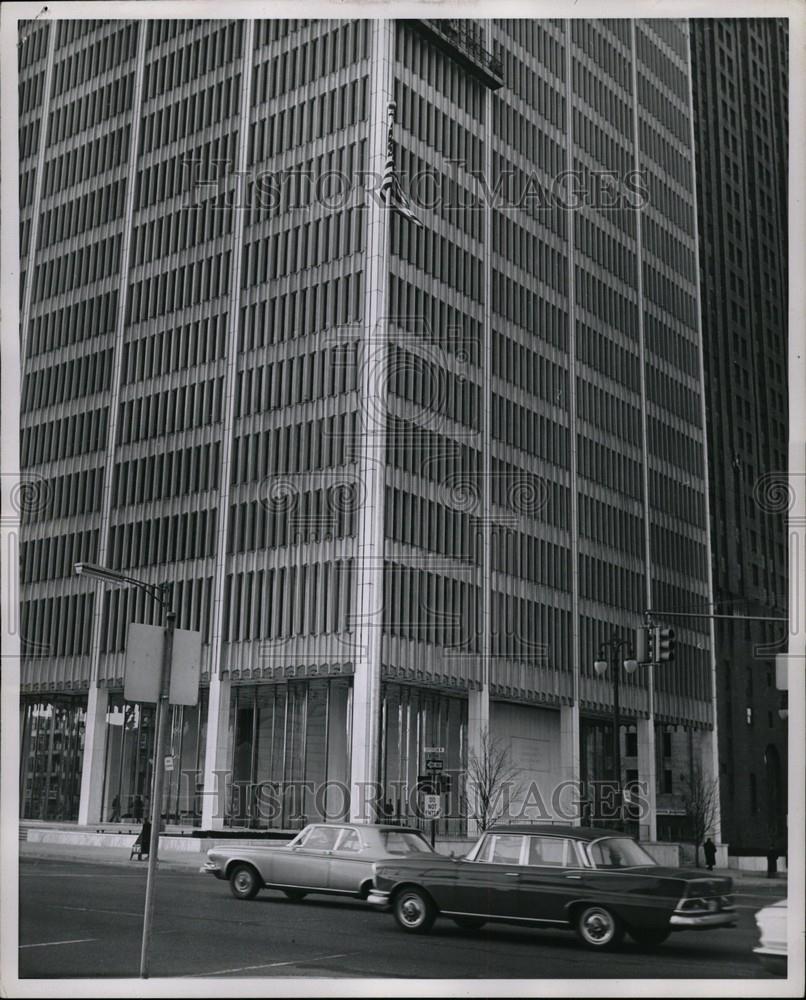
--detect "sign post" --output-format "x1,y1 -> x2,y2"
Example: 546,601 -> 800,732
424,749 -> 445,848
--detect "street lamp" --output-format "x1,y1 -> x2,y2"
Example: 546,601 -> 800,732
74,561 -> 173,978
593,633 -> 637,829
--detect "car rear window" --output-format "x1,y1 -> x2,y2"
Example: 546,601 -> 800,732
588,837 -> 657,868
379,831 -> 432,854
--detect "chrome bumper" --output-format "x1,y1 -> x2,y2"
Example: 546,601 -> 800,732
201,860 -> 223,876
670,911 -> 736,929
367,889 -> 391,908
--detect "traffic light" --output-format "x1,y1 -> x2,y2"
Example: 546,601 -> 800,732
636,626 -> 655,663
655,626 -> 675,662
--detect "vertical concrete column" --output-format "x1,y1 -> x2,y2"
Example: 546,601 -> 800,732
202,20 -> 255,830
349,20 -> 394,820
559,703 -> 580,824
636,717 -> 658,842
77,686 -> 109,825
693,726 -> 721,844
201,675 -> 232,829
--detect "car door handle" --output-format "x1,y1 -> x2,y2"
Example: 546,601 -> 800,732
564,874 -> 582,879
504,872 -> 520,877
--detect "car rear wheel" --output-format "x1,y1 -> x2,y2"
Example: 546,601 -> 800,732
629,926 -> 670,948
575,904 -> 624,950
283,889 -> 307,901
393,887 -> 436,934
453,917 -> 486,930
229,864 -> 260,900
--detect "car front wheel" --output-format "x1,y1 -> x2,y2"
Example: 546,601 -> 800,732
575,904 -> 624,950
393,887 -> 436,934
229,863 -> 260,900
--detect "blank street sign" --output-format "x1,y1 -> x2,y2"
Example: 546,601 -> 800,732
124,623 -> 201,706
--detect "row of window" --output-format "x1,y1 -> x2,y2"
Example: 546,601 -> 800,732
646,366 -> 700,426
48,72 -> 134,146
579,493 -> 644,558
391,345 -> 480,432
643,258 -> 697,327
21,592 -> 93,658
493,458 -> 570,530
19,66 -> 47,117
396,79 -> 483,171
43,124 -> 129,199
490,590 -> 570,666
502,49 -> 565,131
21,407 -> 107,467
223,560 -> 354,642
241,207 -> 363,288
577,435 -> 643,500
572,106 -> 633,181
492,269 -> 569,345
492,530 -> 571,592
645,313 -> 699,379
575,265 -> 638,339
498,21 -> 565,82
388,275 -> 482,364
396,145 -> 483,243
126,250 -> 231,324
23,467 -> 103,525
643,214 -> 696,285
229,485 -> 355,554
116,377 -> 224,445
650,523 -> 708,580
32,234 -> 121,305
143,22 -> 243,101
491,330 -> 569,407
576,377 -> 641,446
140,74 -> 240,155
38,178 -> 126,251
649,468 -> 706,527
22,349 -> 112,413
28,290 -> 117,358
236,344 -> 357,418
239,269 -> 363,349
636,25 -> 689,105
122,312 -> 227,384
572,20 -> 629,91
384,562 -> 479,650
397,22 -> 485,122
387,416 -> 480,484
102,573 -> 212,650
640,115 -> 691,191
253,20 -> 368,107
109,508 -> 215,570
576,321 -> 640,390
231,411 -> 358,484
21,528 -> 98,584
647,414 -> 703,476
113,442 -> 221,508
132,165 -> 236,265
493,101 -> 567,183
134,130 -> 226,211
575,213 -> 638,289
19,117 -> 41,162
579,554 -> 645,612
492,394 -> 570,470
386,486 -> 475,564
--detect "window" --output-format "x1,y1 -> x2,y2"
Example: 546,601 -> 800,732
336,829 -> 361,853
379,831 -> 432,855
527,836 -> 568,867
476,834 -> 524,865
302,826 -> 341,851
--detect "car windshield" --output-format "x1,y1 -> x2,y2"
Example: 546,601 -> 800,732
588,837 -> 657,869
379,831 -> 433,854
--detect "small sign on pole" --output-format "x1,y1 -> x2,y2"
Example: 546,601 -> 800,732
422,794 -> 441,820
425,758 -> 444,771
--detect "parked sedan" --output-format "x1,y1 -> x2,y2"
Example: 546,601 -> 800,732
369,824 -> 736,950
202,822 -> 434,901
753,898 -> 787,975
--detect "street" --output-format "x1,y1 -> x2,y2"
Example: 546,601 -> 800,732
18,858 -> 784,980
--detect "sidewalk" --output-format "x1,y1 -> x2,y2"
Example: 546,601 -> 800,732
17,839 -> 790,890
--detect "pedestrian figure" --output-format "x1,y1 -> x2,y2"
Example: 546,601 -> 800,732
131,817 -> 151,861
132,795 -> 143,822
109,794 -> 120,823
703,837 -> 717,871
766,843 -> 778,879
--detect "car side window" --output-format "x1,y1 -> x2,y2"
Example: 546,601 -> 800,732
527,836 -> 568,867
302,826 -> 341,851
336,829 -> 361,853
477,834 -> 525,865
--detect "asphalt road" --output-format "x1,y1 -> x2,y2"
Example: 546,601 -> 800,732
18,858 -> 783,980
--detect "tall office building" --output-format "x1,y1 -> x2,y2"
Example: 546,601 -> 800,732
691,19 -> 788,853
19,16 -> 718,841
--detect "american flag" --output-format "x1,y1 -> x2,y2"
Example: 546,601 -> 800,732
380,101 -> 424,228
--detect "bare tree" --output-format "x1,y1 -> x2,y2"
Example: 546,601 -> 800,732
681,764 -> 719,867
465,728 -> 522,833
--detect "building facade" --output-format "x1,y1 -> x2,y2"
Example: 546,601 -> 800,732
691,19 -> 789,854
19,16 -> 718,841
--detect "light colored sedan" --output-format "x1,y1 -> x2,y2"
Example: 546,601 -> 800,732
201,822 -> 434,902
753,898 -> 787,975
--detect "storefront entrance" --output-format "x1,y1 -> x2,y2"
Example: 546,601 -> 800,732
20,695 -> 87,821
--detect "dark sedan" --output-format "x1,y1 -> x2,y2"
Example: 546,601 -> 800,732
368,824 -> 736,950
